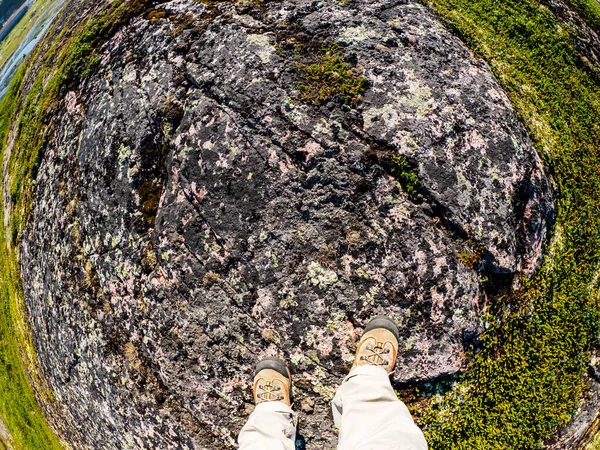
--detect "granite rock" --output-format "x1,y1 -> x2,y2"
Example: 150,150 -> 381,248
16,0 -> 553,447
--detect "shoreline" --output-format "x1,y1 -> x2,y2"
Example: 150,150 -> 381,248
0,1 -> 31,42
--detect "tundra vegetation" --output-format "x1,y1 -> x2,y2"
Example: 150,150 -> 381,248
297,44 -> 368,106
415,0 -> 600,448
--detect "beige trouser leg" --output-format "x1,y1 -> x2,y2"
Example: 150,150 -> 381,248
238,401 -> 297,450
332,365 -> 429,450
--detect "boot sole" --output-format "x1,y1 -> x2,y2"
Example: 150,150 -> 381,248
255,356 -> 290,379
364,315 -> 400,342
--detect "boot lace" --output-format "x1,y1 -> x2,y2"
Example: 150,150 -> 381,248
360,341 -> 391,367
256,380 -> 283,402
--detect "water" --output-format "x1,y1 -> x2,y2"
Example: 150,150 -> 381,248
0,0 -> 28,27
0,0 -> 66,99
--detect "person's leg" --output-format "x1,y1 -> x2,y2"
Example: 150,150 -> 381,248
238,357 -> 297,450
238,401 -> 297,450
332,365 -> 428,450
332,316 -> 428,450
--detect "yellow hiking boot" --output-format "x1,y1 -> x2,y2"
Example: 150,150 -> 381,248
351,315 -> 399,374
253,357 -> 292,406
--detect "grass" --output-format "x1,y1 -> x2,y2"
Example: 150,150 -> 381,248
0,1 -> 151,448
409,0 -> 600,448
588,428 -> 600,449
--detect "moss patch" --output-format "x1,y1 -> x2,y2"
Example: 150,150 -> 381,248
389,153 -> 419,196
407,0 -> 600,448
297,44 -> 367,106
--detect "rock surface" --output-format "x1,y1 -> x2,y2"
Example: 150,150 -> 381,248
17,0 -> 553,447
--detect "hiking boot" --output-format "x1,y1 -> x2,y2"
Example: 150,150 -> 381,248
253,357 -> 292,406
351,315 -> 399,374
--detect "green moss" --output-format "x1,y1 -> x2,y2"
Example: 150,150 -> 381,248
389,153 -> 419,196
407,0 -> 600,448
588,428 -> 600,449
0,65 -> 62,450
297,44 -> 367,106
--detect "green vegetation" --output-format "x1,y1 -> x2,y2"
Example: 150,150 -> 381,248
0,64 -> 24,141
0,1 -> 151,448
458,241 -> 486,269
409,0 -> 600,448
298,44 -> 367,106
0,63 -> 62,450
389,153 -> 419,196
587,428 -> 600,449
564,0 -> 600,34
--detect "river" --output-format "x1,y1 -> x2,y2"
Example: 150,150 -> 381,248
0,0 -> 66,99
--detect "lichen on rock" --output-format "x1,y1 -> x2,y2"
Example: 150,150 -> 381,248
10,0 -> 555,448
